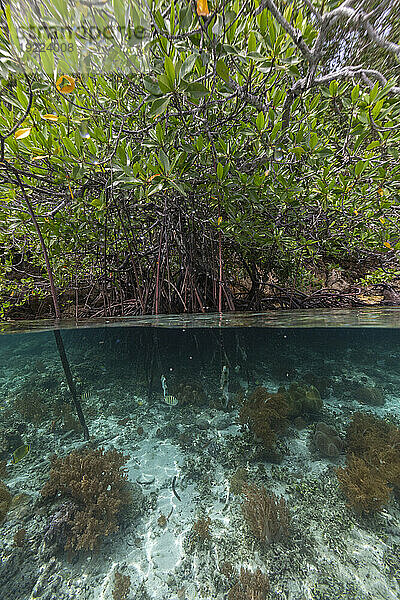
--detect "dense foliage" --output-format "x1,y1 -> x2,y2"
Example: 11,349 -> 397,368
0,0 -> 399,317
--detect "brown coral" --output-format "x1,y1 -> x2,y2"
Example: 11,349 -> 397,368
242,483 -> 290,543
0,459 -> 7,478
0,480 -> 12,523
346,412 -> 393,458
230,467 -> 248,495
192,515 -> 212,543
312,422 -> 343,459
336,413 -> 400,513
41,447 -> 131,551
112,571 -> 131,600
228,567 -> 269,600
174,382 -> 206,407
283,382 -> 323,417
13,528 -> 27,547
14,391 -> 46,424
336,455 -> 391,513
239,387 -> 288,453
354,385 -> 385,407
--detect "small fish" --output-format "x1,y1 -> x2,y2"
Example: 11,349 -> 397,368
161,374 -> 168,397
12,444 -> 30,464
81,391 -> 92,400
164,395 -> 178,406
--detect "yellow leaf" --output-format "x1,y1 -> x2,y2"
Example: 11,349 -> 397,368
217,216 -> 222,225
32,155 -> 49,161
56,75 -> 76,94
379,217 -> 385,224
15,128 -> 32,139
353,209 -> 358,215
42,114 -> 58,121
378,188 -> 384,196
384,241 -> 392,249
197,0 -> 210,16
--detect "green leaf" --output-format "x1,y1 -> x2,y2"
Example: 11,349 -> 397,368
268,14 -> 276,46
212,14 -> 223,37
168,179 -> 186,196
143,76 -> 163,96
309,132 -> 318,150
186,82 -> 209,98
53,0 -> 68,19
154,10 -> 166,31
113,0 -> 125,28
372,98 -> 384,119
91,197 -> 104,209
270,120 -> 282,142
355,160 -> 366,176
369,82 -> 379,103
310,94 -> 320,110
217,162 -> 224,180
170,0 -> 175,33
248,31 -> 256,53
329,81 -> 338,96
316,148 -> 332,158
15,84 -> 28,109
293,146 -> 305,158
155,122 -> 164,144
74,130 -> 82,152
40,49 -> 55,77
147,182 -> 164,197
158,149 -> 170,173
157,74 -> 174,94
180,54 -> 197,79
366,140 -> 380,151
351,84 -> 360,103
256,112 -> 265,132
71,165 -> 85,179
179,4 -> 193,29
216,59 -> 229,83
357,111 -> 369,124
354,132 -> 368,151
164,56 -> 175,87
63,137 -> 79,157
149,96 -> 170,117
5,5 -> 20,51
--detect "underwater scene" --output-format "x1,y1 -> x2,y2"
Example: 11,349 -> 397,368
2,320 -> 400,600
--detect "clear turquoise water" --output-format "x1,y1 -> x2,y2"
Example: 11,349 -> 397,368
1,309 -> 400,600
